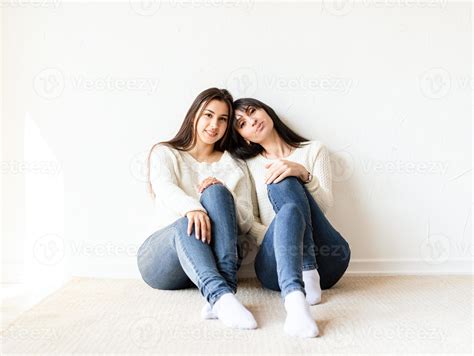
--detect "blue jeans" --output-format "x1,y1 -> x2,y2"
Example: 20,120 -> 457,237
136,184 -> 243,306
254,177 -> 351,298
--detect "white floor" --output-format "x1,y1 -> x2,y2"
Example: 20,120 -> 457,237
1,275 -> 472,354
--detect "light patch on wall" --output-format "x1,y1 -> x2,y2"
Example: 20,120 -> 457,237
23,112 -> 70,301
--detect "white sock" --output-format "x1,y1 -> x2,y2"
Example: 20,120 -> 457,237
284,290 -> 319,338
303,269 -> 322,305
213,293 -> 257,330
200,302 -> 217,320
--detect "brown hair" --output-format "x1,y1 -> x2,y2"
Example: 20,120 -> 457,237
228,98 -> 308,160
146,88 -> 234,198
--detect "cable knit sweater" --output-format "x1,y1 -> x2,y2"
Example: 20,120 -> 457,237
247,140 -> 334,246
149,144 -> 254,235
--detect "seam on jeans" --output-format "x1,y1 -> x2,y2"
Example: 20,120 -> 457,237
222,193 -> 239,291
173,224 -> 211,298
267,186 -> 281,212
214,187 -> 239,273
229,197 -> 239,269
302,264 -> 317,271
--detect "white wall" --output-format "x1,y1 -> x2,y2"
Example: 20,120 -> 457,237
2,0 -> 472,286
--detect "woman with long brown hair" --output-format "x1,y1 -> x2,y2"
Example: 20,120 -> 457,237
137,88 -> 257,330
228,98 -> 351,338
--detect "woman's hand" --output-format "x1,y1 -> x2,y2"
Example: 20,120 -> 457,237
198,177 -> 223,193
264,159 -> 309,184
186,210 -> 212,244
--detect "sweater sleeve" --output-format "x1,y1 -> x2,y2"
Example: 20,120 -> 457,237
247,170 -> 268,246
227,161 -> 255,235
304,143 -> 334,214
149,145 -> 207,217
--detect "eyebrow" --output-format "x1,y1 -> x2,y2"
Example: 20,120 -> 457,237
204,109 -> 228,118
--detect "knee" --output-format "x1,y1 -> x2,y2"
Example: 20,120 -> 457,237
143,277 -> 173,290
267,176 -> 300,193
200,183 -> 232,202
138,261 -> 188,291
137,262 -> 168,290
278,203 -> 305,225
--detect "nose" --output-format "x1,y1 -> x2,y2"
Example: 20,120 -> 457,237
209,118 -> 218,128
250,117 -> 258,126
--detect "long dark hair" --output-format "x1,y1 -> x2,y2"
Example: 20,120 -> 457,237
147,87 -> 234,197
228,98 -> 309,160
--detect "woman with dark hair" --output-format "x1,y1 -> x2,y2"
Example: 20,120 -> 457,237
137,88 -> 257,330
229,98 -> 351,338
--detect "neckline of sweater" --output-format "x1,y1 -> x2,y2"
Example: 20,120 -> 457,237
181,150 -> 229,166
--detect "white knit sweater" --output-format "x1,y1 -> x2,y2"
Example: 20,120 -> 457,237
247,140 -> 334,246
149,144 -> 254,235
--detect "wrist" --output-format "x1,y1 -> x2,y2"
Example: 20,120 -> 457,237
302,170 -> 312,183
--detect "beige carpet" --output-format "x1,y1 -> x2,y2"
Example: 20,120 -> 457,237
1,276 -> 472,354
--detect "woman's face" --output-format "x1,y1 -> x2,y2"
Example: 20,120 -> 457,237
194,99 -> 229,146
234,106 -> 274,144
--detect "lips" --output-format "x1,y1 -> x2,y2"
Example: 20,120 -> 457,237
205,130 -> 218,138
256,122 -> 264,132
